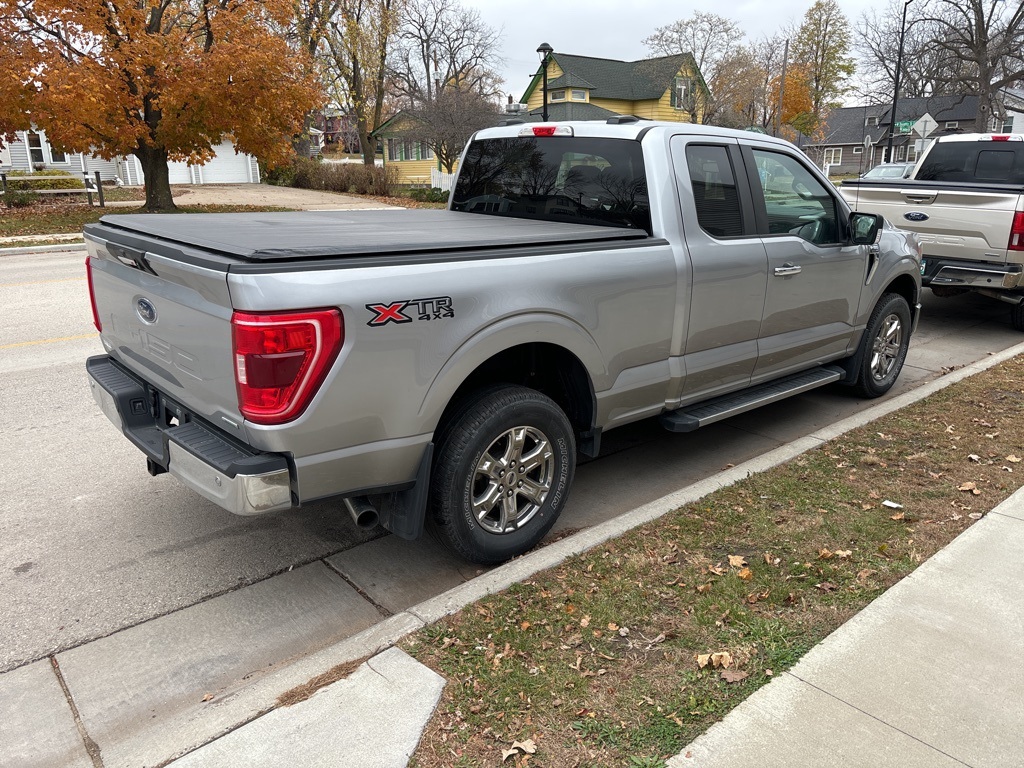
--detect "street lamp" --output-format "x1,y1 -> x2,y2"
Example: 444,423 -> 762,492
537,42 -> 553,122
886,0 -> 913,164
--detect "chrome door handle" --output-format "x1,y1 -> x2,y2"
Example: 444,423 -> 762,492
774,264 -> 802,276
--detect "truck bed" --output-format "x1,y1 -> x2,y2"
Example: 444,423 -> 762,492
87,209 -> 650,263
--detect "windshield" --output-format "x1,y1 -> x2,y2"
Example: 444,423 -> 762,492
451,136 -> 651,233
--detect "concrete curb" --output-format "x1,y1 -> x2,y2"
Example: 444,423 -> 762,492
187,339 -> 1024,763
0,241 -> 85,256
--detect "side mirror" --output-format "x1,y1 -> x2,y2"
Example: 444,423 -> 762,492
850,211 -> 883,245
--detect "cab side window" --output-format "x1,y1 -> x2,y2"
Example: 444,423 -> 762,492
685,145 -> 744,238
750,150 -> 839,245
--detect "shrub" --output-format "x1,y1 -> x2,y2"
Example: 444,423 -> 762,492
409,187 -> 448,203
279,157 -> 397,197
4,169 -> 85,190
3,190 -> 40,207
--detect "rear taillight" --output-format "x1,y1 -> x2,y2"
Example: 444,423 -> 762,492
1010,211 -> 1024,252
86,257 -> 102,332
231,309 -> 343,424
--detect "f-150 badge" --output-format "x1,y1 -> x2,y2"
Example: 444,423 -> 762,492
366,296 -> 455,326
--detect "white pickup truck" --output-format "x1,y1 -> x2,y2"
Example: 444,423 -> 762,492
85,119 -> 922,563
840,133 -> 1024,328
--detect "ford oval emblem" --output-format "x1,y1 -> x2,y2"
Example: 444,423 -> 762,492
904,211 -> 929,222
136,297 -> 157,324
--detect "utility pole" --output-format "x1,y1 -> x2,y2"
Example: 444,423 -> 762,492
775,39 -> 789,138
886,0 -> 913,163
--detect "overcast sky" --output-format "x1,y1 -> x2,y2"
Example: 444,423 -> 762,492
462,0 -> 885,101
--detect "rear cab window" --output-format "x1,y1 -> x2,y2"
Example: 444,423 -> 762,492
916,141 -> 1024,183
451,136 -> 651,233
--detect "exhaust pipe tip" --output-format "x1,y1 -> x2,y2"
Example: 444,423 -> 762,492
344,496 -> 379,529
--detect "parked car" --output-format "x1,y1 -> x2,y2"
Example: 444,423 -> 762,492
861,162 -> 915,179
842,133 -> 1024,328
85,120 -> 922,564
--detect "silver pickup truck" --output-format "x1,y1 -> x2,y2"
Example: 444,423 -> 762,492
85,120 -> 922,563
840,133 -> 1024,328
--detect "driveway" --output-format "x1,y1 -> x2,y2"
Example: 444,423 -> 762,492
110,183 -> 399,211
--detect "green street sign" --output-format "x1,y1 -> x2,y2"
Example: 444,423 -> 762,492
896,120 -> 914,134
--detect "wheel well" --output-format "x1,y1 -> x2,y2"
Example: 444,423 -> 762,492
442,343 -> 596,448
884,273 -> 919,309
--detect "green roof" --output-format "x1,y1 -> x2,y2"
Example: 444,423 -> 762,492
521,52 -> 697,104
524,101 -> 624,121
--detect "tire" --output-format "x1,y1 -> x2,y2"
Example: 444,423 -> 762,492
848,293 -> 911,398
1011,301 -> 1024,332
429,385 -> 576,565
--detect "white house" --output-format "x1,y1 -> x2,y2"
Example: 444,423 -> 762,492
0,129 -> 260,185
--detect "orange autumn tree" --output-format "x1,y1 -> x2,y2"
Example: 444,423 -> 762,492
769,63 -> 817,142
1,0 -> 322,210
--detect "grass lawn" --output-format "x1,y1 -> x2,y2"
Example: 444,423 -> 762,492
401,355 -> 1024,767
0,201 -> 294,239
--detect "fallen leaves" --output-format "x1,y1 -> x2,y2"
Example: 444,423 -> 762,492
721,669 -> 749,684
696,651 -> 733,669
502,739 -> 537,762
728,555 -> 747,568
958,482 -> 982,495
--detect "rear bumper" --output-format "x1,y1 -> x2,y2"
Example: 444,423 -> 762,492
922,257 -> 1023,289
87,355 -> 294,515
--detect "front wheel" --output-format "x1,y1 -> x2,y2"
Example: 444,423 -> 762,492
847,293 -> 911,398
429,385 -> 576,565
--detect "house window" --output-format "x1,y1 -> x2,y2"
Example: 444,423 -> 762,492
27,132 -> 45,165
1002,116 -> 1014,132
387,138 -> 401,161
944,121 -> 958,129
672,77 -> 691,110
550,90 -> 566,102
853,146 -> 863,154
50,145 -> 67,163
571,89 -> 586,101
906,144 -> 919,162
823,147 -> 842,166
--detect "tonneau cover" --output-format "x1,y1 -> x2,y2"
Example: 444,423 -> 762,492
94,209 -> 649,262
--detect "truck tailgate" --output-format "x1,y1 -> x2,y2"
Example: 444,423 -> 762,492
85,230 -> 244,437
842,183 -> 1022,264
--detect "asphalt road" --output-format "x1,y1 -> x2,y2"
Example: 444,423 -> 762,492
3,248 -> 1022,674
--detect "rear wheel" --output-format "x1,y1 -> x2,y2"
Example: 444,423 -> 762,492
429,385 -> 575,565
1011,301 -> 1024,332
848,293 -> 911,398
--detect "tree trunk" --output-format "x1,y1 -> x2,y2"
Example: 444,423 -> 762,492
135,146 -> 177,212
358,118 -> 375,165
292,112 -> 315,159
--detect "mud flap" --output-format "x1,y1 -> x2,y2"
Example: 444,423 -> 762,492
377,443 -> 433,540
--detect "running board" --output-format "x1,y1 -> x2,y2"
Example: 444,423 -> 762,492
661,366 -> 844,433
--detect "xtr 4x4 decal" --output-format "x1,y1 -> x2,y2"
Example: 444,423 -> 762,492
366,296 -> 455,327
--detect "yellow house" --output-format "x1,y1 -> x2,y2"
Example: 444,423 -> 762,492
520,51 -> 707,123
373,111 -> 456,187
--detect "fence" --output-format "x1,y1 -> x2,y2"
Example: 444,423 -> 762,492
0,170 -> 105,207
430,168 -> 456,192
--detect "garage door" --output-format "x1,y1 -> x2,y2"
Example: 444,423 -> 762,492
167,161 -> 193,185
197,142 -> 253,183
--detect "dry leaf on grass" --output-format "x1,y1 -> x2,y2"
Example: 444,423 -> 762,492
728,555 -> 747,567
958,482 -> 982,495
696,651 -> 733,669
737,567 -> 753,580
835,550 -> 852,559
1006,455 -> 1021,463
815,582 -> 838,593
721,669 -> 749,684
890,511 -> 905,520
